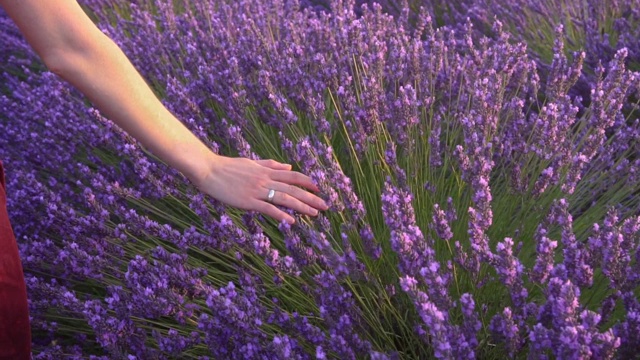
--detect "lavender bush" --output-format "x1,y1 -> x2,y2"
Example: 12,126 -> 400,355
347,0 -> 640,110
1,0 -> 640,358
353,0 -> 640,64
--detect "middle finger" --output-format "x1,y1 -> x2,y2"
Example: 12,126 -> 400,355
270,170 -> 320,192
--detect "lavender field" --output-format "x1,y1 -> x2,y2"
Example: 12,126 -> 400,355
1,0 -> 640,358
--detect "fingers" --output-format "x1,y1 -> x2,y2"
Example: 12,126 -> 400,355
254,201 -> 296,224
263,185 -> 323,217
255,159 -> 292,171
270,169 -> 320,192
254,159 -> 320,194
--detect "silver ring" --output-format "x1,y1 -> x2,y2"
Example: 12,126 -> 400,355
267,189 -> 276,203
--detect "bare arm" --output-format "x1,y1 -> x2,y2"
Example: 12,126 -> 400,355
0,0 -> 328,223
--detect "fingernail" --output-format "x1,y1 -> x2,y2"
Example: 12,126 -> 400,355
312,209 -> 319,216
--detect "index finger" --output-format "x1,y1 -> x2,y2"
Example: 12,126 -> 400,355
270,170 -> 320,192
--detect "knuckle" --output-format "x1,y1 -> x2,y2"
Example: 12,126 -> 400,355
255,180 -> 266,190
255,202 -> 268,213
265,206 -> 279,218
277,191 -> 289,204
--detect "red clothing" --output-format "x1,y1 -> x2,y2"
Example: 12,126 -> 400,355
0,161 -> 31,359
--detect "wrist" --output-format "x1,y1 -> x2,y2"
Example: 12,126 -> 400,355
173,141 -> 222,188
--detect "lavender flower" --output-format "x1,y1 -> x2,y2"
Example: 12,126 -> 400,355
1,0 -> 639,358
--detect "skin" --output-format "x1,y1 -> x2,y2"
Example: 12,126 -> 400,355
0,0 -> 329,224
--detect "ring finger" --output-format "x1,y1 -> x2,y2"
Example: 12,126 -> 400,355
263,184 -> 321,217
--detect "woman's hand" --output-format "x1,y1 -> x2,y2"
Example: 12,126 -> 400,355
192,155 -> 329,224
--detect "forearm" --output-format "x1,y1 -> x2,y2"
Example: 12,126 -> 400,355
47,32 -> 217,183
0,0 -> 216,183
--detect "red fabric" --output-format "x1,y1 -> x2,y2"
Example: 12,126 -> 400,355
0,161 -> 31,359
